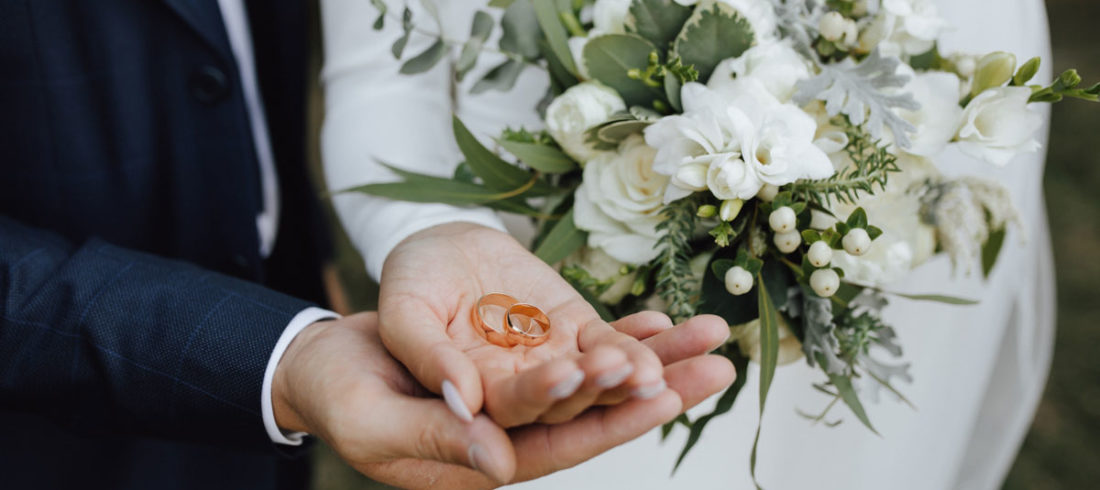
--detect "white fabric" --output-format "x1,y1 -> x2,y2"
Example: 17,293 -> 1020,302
217,0 -> 281,258
319,0 -> 1056,487
261,307 -> 340,445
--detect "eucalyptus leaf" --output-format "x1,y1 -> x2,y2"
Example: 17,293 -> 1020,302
584,34 -> 664,107
534,208 -> 587,265
498,140 -> 578,173
391,7 -> 414,58
626,0 -> 693,54
500,0 -> 541,59
672,2 -> 754,82
457,11 -> 495,79
400,39 -> 446,74
369,0 -> 387,30
472,59 -> 526,93
532,0 -> 579,77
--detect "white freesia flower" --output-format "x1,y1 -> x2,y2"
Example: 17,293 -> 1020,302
573,135 -> 670,264
673,0 -> 778,41
644,80 -> 834,202
562,248 -> 636,305
831,154 -> 939,285
894,67 -> 964,156
860,0 -> 948,57
545,81 -> 627,164
955,86 -> 1044,166
593,0 -> 631,34
709,41 -> 812,103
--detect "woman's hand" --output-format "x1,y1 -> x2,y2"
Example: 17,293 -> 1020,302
377,222 -> 670,427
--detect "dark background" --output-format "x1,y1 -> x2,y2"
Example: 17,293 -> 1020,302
303,0 -> 1100,487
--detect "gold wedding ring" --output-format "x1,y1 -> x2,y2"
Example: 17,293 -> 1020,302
472,293 -> 551,348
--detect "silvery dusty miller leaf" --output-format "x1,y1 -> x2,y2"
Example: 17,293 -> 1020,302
794,50 -> 920,149
800,292 -> 847,374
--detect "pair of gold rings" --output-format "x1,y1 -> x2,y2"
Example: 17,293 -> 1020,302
471,293 -> 551,347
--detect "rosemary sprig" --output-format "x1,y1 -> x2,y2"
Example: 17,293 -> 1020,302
791,119 -> 899,206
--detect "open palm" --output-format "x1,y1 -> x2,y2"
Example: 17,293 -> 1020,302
379,222 -> 668,427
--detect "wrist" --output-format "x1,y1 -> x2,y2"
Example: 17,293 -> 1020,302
272,319 -> 333,435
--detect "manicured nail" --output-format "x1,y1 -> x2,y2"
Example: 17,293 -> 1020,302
596,364 -> 634,389
442,379 -> 473,423
631,379 -> 667,400
548,369 -> 585,400
468,443 -> 489,474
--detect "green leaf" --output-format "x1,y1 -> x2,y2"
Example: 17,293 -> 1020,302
981,227 -> 1007,279
672,2 -> 754,82
711,259 -> 736,279
825,365 -> 879,435
752,277 -> 779,488
498,140 -> 578,173
674,350 -> 750,471
866,225 -> 883,240
626,0 -> 693,54
583,34 -> 664,107
665,70 -> 683,111
369,0 -> 388,30
1013,57 -> 1041,86
344,179 -> 513,206
846,207 -> 869,228
661,413 -> 690,441
472,59 -> 526,94
699,252 -> 757,325
400,39 -> 446,74
392,7 -> 414,58
488,0 -> 515,7
499,0 -> 541,59
534,208 -> 587,264
452,116 -> 533,190
887,292 -> 980,305
532,0 -> 579,77
457,11 -> 495,79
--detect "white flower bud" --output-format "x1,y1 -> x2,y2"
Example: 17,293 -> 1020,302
756,184 -> 779,202
810,268 -> 840,297
842,228 -> 872,256
955,55 -> 977,78
674,163 -> 708,190
720,199 -> 744,222
724,266 -> 754,296
774,230 -> 802,254
970,51 -> 1017,98
819,12 -> 849,42
807,241 -> 833,267
769,206 -> 797,233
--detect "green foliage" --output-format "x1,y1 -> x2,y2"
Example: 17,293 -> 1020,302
534,208 -> 587,264
452,116 -> 537,191
823,361 -> 878,434
1013,57 -> 1041,86
1030,68 -> 1100,103
791,120 -> 900,206
457,11 -> 495,79
533,0 -> 579,77
673,350 -> 750,471
584,114 -> 653,151
343,163 -> 536,211
626,0 -> 693,55
982,227 -> 1007,279
472,60 -> 526,94
672,2 -> 755,83
369,0 -> 388,30
655,198 -> 700,322
749,273 -> 781,487
499,0 -> 541,58
392,7 -> 414,58
498,140 -> 578,173
583,34 -> 665,107
399,39 -> 446,74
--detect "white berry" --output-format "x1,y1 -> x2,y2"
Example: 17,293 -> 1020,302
842,228 -> 872,256
769,206 -> 797,233
774,230 -> 801,254
807,241 -> 833,267
810,268 -> 840,297
724,266 -> 754,296
756,184 -> 779,202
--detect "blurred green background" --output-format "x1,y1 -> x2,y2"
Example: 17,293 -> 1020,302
303,0 -> 1100,488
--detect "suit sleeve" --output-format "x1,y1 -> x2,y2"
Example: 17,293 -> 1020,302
0,216 -> 313,451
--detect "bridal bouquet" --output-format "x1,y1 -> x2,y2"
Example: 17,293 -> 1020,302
357,0 -> 1097,481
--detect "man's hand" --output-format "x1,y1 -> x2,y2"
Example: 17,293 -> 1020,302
272,311 -> 734,489
378,222 -> 670,427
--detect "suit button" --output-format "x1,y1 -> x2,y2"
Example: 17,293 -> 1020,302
190,65 -> 230,103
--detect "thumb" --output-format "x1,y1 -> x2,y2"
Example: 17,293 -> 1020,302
377,396 -> 516,484
379,303 -> 483,422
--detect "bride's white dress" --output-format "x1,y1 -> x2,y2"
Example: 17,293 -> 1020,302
319,1 -> 1055,488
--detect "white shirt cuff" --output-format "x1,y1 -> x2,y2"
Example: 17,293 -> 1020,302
261,306 -> 340,445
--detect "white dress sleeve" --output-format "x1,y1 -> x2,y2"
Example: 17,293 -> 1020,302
318,0 -> 507,281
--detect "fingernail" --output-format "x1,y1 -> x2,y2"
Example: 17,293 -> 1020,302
631,379 -> 667,400
468,443 -> 489,474
548,369 -> 585,400
442,379 -> 474,423
595,364 -> 634,389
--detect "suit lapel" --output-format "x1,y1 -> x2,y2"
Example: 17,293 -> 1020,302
160,0 -> 234,61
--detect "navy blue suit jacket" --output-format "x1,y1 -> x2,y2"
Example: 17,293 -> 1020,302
0,0 -> 331,488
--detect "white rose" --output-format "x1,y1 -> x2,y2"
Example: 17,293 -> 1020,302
673,0 -> 778,41
645,80 -> 834,202
573,135 -> 670,264
709,41 -> 812,103
545,81 -> 627,164
562,248 -> 636,305
955,86 -> 1044,166
731,317 -> 803,365
895,68 -> 964,156
831,154 -> 939,285
860,0 -> 947,57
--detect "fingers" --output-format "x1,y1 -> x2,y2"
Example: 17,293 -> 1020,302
371,395 -> 516,485
662,355 -> 736,411
639,314 -> 730,365
379,299 -> 483,421
610,310 -> 674,341
578,319 -> 666,399
481,357 -> 587,428
536,345 -> 634,424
